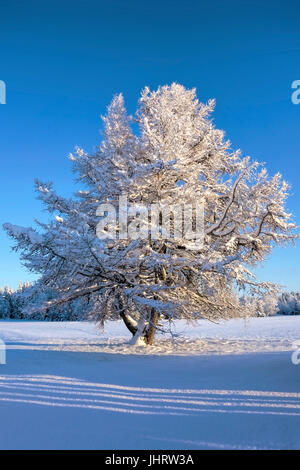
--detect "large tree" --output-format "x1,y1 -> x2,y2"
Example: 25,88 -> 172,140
4,84 -> 298,344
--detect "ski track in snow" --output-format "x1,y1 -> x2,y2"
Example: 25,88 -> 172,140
0,317 -> 300,449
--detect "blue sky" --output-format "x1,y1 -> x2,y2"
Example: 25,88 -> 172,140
0,0 -> 299,290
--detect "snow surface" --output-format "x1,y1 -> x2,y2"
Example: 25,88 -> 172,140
0,316 -> 300,449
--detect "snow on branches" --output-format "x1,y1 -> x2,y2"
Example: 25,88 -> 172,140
3,84 -> 298,344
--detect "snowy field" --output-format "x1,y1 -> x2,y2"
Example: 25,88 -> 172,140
0,316 -> 300,450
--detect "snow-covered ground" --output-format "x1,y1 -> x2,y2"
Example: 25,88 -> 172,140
0,316 -> 300,449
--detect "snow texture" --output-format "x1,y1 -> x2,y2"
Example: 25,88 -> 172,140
0,316 -> 300,450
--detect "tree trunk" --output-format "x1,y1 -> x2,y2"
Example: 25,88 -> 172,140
116,292 -> 138,336
116,292 -> 159,346
130,316 -> 147,346
144,309 -> 159,345
144,266 -> 161,345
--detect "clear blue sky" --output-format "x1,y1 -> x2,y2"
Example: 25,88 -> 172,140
0,0 -> 299,290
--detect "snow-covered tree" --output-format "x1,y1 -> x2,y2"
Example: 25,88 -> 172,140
242,292 -> 279,317
0,287 -> 9,318
3,83 -> 298,344
278,291 -> 300,315
0,286 -> 14,318
0,283 -> 90,321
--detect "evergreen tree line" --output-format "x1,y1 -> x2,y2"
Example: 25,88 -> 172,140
0,282 -> 299,320
0,282 -> 91,320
